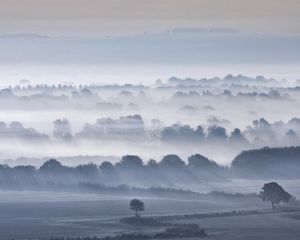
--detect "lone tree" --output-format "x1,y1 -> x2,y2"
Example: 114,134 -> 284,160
130,199 -> 144,217
259,182 -> 292,210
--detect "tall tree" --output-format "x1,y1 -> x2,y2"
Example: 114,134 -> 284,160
259,182 -> 292,210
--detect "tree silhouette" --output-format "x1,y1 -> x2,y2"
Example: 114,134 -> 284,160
116,155 -> 143,170
130,199 -> 144,217
259,182 -> 292,210
159,154 -> 185,169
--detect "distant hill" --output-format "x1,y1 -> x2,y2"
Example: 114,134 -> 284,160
231,146 -> 300,178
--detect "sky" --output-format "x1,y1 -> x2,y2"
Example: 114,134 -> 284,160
1,0 -> 300,36
0,0 -> 300,85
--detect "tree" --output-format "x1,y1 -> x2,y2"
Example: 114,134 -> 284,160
159,154 -> 185,169
116,155 -> 144,170
100,161 -> 114,175
150,118 -> 164,139
206,125 -> 228,141
229,128 -> 248,144
188,154 -> 219,170
147,159 -> 159,170
130,199 -> 144,217
53,118 -> 72,141
39,159 -> 63,171
76,163 -> 99,181
259,182 -> 292,210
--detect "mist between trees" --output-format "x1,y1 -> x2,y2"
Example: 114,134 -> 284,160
1,146 -> 300,192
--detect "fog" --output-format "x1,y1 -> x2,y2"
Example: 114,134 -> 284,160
0,72 -> 299,240
0,37 -> 299,238
1,2 -> 300,239
0,74 -> 300,166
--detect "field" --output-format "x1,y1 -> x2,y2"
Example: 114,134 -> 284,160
0,181 -> 299,240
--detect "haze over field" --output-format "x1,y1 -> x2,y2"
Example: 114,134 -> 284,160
1,74 -> 300,165
1,1 -> 300,240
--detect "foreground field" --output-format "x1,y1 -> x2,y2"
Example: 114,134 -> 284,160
0,190 -> 299,240
165,212 -> 300,240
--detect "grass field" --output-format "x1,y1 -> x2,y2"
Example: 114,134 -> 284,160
0,180 -> 299,240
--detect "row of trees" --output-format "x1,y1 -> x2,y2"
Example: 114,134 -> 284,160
1,145 -> 300,189
0,154 -> 227,189
50,117 -> 300,147
100,154 -> 225,174
1,116 -> 300,150
129,182 -> 294,218
231,146 -> 300,178
2,146 -> 300,189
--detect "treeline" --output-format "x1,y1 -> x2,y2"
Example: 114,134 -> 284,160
167,74 -> 280,87
3,116 -> 300,150
50,224 -> 207,240
1,146 -> 300,191
4,83 -> 146,92
231,146 -> 300,178
0,154 -> 227,189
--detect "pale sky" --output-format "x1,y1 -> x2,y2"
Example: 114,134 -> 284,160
1,0 -> 300,36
